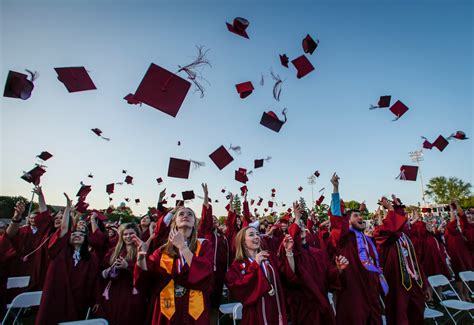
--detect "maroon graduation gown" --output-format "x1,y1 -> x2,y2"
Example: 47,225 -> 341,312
134,239 -> 214,325
98,247 -> 146,325
445,213 -> 473,277
197,204 -> 229,308
226,254 -> 288,325
35,230 -> 100,325
279,223 -> 339,325
374,211 -> 426,325
0,235 -> 17,320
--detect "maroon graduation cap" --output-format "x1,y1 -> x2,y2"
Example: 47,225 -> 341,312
124,93 -> 141,105
260,109 -> 287,133
235,81 -> 254,99
432,135 -> 449,152
168,157 -> 205,179
370,95 -> 392,109
76,184 -> 92,201
291,55 -> 314,79
182,190 -> 195,201
21,165 -> 46,185
124,175 -> 133,185
156,177 -> 163,184
209,145 -> 234,170
389,100 -> 409,121
235,168 -> 249,184
397,165 -> 418,181
91,128 -> 110,141
316,195 -> 325,206
298,186 -> 303,192
314,170 -> 320,177
54,67 -> 96,92
226,17 -> 250,39
134,63 -> 191,117
240,186 -> 248,196
106,183 -> 115,195
135,199 -> 140,204
37,151 -> 53,161
302,34 -> 319,55
268,201 -> 274,208
448,131 -> 469,140
75,200 -> 89,213
280,54 -> 289,68
3,70 -> 36,100
421,137 -> 434,150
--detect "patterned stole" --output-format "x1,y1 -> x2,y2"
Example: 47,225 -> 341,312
159,239 -> 205,320
396,233 -> 423,290
351,229 -> 389,295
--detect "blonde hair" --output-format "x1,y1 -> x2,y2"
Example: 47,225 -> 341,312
160,207 -> 198,258
234,226 -> 260,262
109,223 -> 139,266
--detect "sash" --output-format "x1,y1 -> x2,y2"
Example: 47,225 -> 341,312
351,229 -> 389,295
396,233 -> 423,290
159,239 -> 205,320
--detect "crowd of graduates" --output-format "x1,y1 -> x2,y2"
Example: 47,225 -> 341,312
0,174 -> 473,325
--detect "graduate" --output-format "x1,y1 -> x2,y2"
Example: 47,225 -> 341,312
328,173 -> 386,325
0,233 -> 17,320
98,223 -> 146,325
134,206 -> 214,325
197,183 -> 229,323
225,226 -> 288,325
138,215 -> 152,242
225,193 -> 242,261
373,196 -> 430,325
36,193 -> 100,325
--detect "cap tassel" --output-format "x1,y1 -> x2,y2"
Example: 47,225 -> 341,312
190,159 -> 206,169
271,71 -> 283,101
177,45 -> 211,98
101,136 -> 110,141
264,156 -> 272,162
281,108 -> 288,123
319,187 -> 325,193
396,170 -> 406,180
260,73 -> 265,86
25,69 -> 39,82
228,144 -> 241,154
369,104 -> 378,110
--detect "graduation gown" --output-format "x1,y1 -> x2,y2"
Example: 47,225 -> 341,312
445,213 -> 473,277
226,254 -> 288,325
35,231 -> 100,325
134,239 -> 214,325
98,247 -> 146,325
374,211 -> 427,325
0,235 -> 17,320
279,223 -> 339,325
197,204 -> 229,308
329,201 -> 384,325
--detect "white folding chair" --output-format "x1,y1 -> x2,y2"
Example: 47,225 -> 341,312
218,302 -> 240,325
58,319 -> 109,325
428,275 -> 474,323
6,276 -> 30,289
424,303 -> 444,324
459,271 -> 474,297
2,291 -> 42,325
232,303 -> 242,325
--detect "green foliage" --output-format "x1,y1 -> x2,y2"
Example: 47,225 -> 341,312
298,197 -> 309,222
232,194 -> 242,215
218,216 -> 227,225
459,196 -> 474,209
344,200 -> 361,210
105,205 -> 137,223
314,203 -> 329,221
0,196 -> 37,219
425,176 -> 472,204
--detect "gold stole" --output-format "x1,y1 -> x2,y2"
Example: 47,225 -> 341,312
159,240 -> 205,320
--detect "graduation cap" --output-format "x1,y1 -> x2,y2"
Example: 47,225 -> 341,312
235,169 -> 249,184
433,135 -> 449,152
448,131 -> 469,140
3,70 -> 37,100
37,151 -> 52,161
54,67 -> 96,92
170,193 -> 176,198
221,188 -> 226,193
314,170 -> 320,177
316,195 -> 325,206
298,186 -> 303,192
209,145 -> 234,170
91,128 -> 110,141
21,165 -> 46,185
177,141 -> 181,146
124,93 -> 142,105
369,96 -> 391,109
88,173 -> 94,178
254,156 -> 271,169
268,201 -> 274,208
124,198 -> 130,202
292,55 -> 314,79
106,183 -> 115,195
76,184 -> 92,200
302,34 -> 319,54
226,17 -> 250,39
397,165 -> 418,181
182,190 -> 195,201
75,200 -> 89,213
124,175 -> 133,185
421,137 -> 434,150
260,109 -> 287,133
135,199 -> 140,204
280,54 -> 289,68
122,170 -> 127,174
240,186 -> 248,196
235,81 -> 254,99
156,177 -> 163,184
167,157 -> 204,179
250,199 -> 255,205
389,100 -> 409,121
134,63 -> 191,117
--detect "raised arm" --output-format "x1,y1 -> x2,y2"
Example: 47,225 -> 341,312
198,183 -> 213,237
60,193 -> 72,238
330,173 -> 342,216
6,201 -> 26,239
156,188 -> 166,211
33,186 -> 47,213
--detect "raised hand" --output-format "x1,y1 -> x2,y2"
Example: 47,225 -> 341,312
283,234 -> 294,253
159,188 -> 166,202
32,185 -> 43,196
13,201 -> 26,220
293,201 -> 301,223
331,173 -> 340,191
380,197 -> 393,211
335,255 -> 349,273
64,193 -> 72,207
169,228 -> 187,250
201,183 -> 208,196
115,256 -> 128,269
255,250 -> 269,265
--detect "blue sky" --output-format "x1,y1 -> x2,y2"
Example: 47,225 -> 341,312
1,0 -> 472,216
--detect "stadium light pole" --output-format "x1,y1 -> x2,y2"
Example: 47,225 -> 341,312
308,174 -> 317,204
409,150 -> 426,206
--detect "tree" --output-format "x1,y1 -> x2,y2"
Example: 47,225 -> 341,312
425,176 -> 472,204
314,203 -> 329,221
459,196 -> 474,209
232,194 -> 242,215
105,205 -> 136,223
298,197 -> 309,222
0,196 -> 37,219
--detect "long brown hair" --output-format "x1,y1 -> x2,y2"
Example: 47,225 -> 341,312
160,207 -> 199,258
109,223 -> 139,265
234,226 -> 261,262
